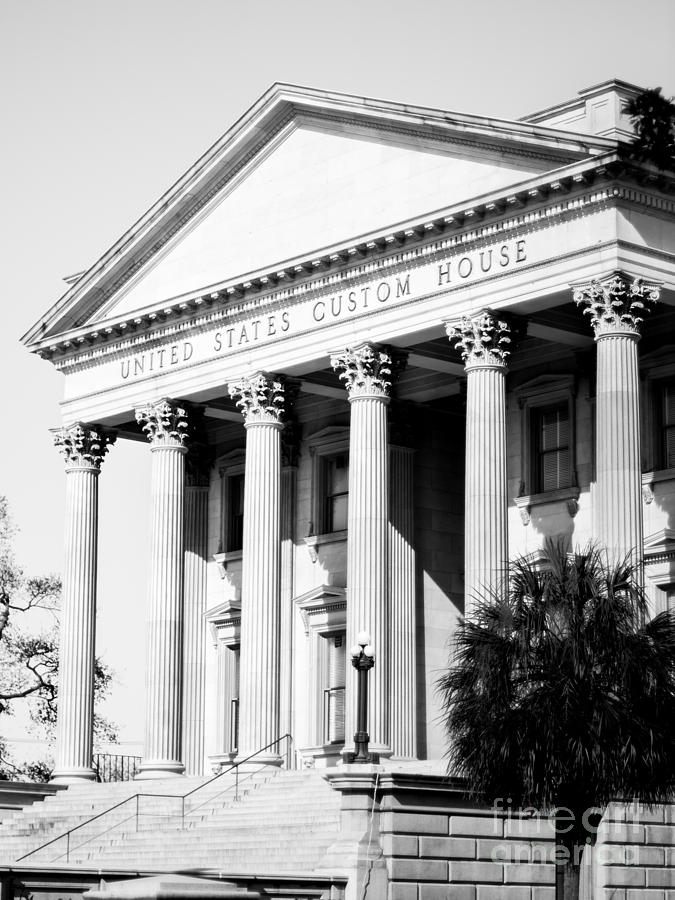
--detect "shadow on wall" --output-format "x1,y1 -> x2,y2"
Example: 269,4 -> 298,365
413,403 -> 465,760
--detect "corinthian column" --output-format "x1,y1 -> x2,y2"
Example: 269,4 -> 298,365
52,423 -> 115,784
182,433 -> 212,776
446,311 -> 511,615
229,373 -> 285,765
574,272 -> 660,565
135,399 -> 189,779
331,344 -> 392,757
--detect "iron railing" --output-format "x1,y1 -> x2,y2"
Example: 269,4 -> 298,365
17,733 -> 294,864
94,753 -> 142,783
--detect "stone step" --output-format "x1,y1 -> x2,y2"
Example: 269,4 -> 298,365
2,768 -> 340,873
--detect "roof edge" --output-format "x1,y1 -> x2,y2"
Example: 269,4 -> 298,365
23,83 -> 620,348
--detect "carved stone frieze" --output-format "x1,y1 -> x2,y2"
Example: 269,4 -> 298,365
53,423 -> 116,469
445,309 -> 511,367
136,399 -> 189,447
229,372 -> 285,425
330,343 -> 393,399
573,271 -> 661,337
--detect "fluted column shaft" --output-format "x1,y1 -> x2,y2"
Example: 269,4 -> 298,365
389,445 -> 416,758
596,333 -> 642,561
182,483 -> 209,775
229,374 -> 285,765
446,311 -> 511,616
52,424 -> 114,784
332,345 -> 393,756
465,362 -> 508,610
348,395 -> 389,751
136,399 -> 189,778
574,272 -> 661,566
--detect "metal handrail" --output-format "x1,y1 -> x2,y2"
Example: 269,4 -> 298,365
181,732 -> 293,817
16,733 -> 294,864
16,791 -> 181,862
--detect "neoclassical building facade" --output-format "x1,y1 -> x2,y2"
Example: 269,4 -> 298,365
24,79 -> 675,783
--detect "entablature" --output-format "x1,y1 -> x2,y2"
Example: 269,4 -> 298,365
31,154 -> 675,372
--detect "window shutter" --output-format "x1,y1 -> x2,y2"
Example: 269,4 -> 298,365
535,403 -> 570,491
327,633 -> 346,742
665,427 -> 675,469
664,384 -> 675,426
329,634 -> 346,688
540,406 -> 569,451
663,384 -> 675,469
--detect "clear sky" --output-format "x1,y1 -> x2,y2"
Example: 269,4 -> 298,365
2,0 -> 674,746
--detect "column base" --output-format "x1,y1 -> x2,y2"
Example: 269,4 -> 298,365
51,767 -> 97,785
135,760 -> 185,780
235,752 -> 283,770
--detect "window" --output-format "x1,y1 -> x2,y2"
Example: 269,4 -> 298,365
217,449 -> 246,557
307,426 -> 350,540
324,454 -> 349,533
514,375 -> 579,524
294,585 -> 347,757
206,600 -> 241,770
227,473 -> 245,552
323,632 -> 346,744
640,353 -> 675,476
658,380 -> 675,470
532,403 -> 571,492
229,646 -> 240,754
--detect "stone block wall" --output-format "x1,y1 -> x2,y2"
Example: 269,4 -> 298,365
324,769 -> 675,900
380,796 -> 555,900
592,801 -> 675,898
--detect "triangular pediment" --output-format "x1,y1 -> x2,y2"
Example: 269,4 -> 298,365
88,128 -> 562,323
24,84 -> 613,348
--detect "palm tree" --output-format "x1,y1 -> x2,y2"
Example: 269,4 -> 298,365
438,541 -> 675,900
623,86 -> 675,172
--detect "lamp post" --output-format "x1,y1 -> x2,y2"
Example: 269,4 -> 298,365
347,631 -> 377,764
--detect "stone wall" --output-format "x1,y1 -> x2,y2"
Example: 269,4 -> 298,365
378,772 -> 555,900
324,768 -> 675,900
592,801 -> 675,898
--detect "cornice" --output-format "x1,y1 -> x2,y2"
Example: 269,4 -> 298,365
36,157 -> 675,374
23,85 -> 616,349
301,110 -> 577,166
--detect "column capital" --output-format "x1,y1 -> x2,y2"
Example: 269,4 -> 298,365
330,343 -> 394,400
573,271 -> 661,338
136,399 -> 189,448
445,309 -> 511,368
53,423 -> 116,470
229,372 -> 285,426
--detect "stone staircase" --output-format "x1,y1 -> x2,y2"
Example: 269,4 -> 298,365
0,768 -> 342,875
